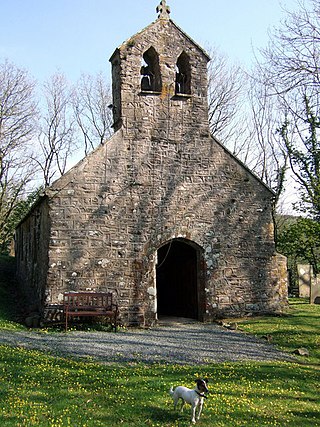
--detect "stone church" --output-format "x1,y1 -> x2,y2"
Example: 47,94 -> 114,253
15,1 -> 288,326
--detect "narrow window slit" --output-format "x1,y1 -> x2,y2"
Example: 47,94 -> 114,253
175,52 -> 191,95
140,47 -> 162,93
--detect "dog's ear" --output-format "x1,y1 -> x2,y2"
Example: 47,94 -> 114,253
195,378 -> 209,384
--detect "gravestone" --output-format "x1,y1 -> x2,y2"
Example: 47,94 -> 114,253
298,264 -> 320,304
310,275 -> 320,304
298,264 -> 312,298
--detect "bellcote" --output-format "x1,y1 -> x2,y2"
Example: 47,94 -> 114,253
109,3 -> 210,138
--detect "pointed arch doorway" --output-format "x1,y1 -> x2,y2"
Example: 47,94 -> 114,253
156,239 -> 200,320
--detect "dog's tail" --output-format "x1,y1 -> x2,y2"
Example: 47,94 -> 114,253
169,386 -> 174,397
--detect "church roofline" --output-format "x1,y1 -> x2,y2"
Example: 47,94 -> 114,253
210,134 -> 276,197
170,19 -> 211,60
109,18 -> 211,63
16,130 -> 125,229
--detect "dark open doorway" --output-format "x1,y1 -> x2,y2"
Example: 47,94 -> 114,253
156,239 -> 199,319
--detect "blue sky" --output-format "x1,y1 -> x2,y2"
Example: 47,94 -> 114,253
0,0 -> 296,84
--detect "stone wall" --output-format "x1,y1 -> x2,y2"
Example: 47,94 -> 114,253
40,123 -> 287,324
15,16 -> 288,325
15,198 -> 50,313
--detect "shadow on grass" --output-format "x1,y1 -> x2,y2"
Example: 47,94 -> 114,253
147,405 -> 178,423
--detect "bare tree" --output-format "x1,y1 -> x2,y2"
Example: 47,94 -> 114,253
279,91 -> 320,218
263,0 -> 320,96
259,0 -> 320,218
207,47 -> 264,171
248,74 -> 289,201
0,60 -> 38,251
207,48 -> 248,144
73,72 -> 113,156
36,73 -> 76,187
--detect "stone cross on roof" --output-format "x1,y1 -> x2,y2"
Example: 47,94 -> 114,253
156,0 -> 170,20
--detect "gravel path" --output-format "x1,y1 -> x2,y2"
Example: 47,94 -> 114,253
0,319 -> 295,364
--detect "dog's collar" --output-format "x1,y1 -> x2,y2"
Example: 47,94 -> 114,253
195,390 -> 208,399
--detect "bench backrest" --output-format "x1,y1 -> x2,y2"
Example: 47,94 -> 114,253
63,292 -> 114,308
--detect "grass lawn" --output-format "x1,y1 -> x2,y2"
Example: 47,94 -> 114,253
238,298 -> 320,366
0,347 -> 318,427
0,256 -> 319,426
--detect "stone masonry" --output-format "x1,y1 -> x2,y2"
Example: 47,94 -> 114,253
15,3 -> 288,326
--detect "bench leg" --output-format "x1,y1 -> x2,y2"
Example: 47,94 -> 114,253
65,313 -> 68,332
114,312 -> 118,332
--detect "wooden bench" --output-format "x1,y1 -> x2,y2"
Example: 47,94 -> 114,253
63,292 -> 119,332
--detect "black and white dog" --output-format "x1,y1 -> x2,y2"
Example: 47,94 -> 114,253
169,378 -> 209,423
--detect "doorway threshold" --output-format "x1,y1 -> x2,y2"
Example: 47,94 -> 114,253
157,316 -> 200,326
